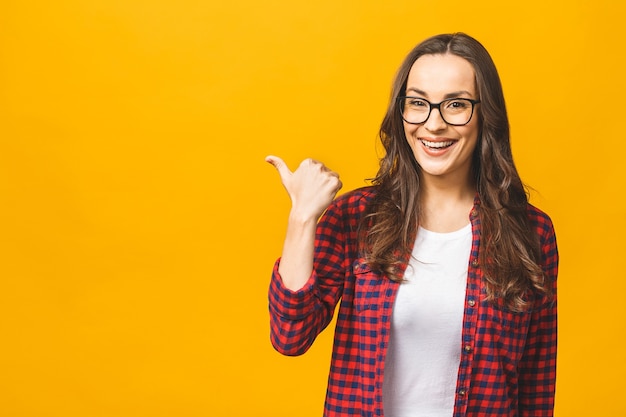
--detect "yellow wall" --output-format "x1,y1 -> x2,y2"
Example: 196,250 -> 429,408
0,1 -> 624,416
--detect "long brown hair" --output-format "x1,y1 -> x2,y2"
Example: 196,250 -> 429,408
360,33 -> 547,311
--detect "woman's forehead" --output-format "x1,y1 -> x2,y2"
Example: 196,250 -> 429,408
406,54 -> 476,97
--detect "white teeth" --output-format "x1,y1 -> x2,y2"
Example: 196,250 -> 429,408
421,139 -> 454,149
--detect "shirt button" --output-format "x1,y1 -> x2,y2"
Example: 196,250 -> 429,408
471,259 -> 479,267
470,209 -> 478,218
464,345 -> 472,353
468,299 -> 476,307
459,389 -> 467,396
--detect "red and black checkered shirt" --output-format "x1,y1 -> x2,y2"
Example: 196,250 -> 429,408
269,187 -> 558,417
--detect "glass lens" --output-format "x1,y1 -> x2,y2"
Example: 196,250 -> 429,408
440,99 -> 473,125
402,97 -> 429,124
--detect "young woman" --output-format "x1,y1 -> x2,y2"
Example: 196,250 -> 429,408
266,33 -> 558,417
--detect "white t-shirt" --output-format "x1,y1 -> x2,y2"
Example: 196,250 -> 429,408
382,223 -> 472,417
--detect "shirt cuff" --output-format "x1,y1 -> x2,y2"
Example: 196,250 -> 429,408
269,258 -> 318,320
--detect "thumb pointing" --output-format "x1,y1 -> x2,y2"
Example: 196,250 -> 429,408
265,155 -> 292,181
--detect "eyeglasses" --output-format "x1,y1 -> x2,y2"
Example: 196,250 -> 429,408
398,96 -> 480,126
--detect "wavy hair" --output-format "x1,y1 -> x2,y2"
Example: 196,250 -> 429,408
359,33 -> 547,311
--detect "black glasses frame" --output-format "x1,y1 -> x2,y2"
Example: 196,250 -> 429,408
397,96 -> 481,126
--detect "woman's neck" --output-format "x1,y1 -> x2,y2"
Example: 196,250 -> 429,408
418,173 -> 476,233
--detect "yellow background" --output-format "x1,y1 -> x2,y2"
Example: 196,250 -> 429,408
0,1 -> 624,416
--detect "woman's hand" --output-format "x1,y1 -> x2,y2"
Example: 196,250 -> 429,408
265,156 -> 342,222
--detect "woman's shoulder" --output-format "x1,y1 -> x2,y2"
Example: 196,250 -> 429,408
526,203 -> 556,239
319,186 -> 378,232
332,185 -> 378,212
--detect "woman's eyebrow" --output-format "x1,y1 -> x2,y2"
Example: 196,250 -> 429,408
405,87 -> 474,98
406,87 -> 427,96
444,90 -> 474,99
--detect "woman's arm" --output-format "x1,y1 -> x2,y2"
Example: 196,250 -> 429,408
266,156 -> 343,355
518,214 -> 559,416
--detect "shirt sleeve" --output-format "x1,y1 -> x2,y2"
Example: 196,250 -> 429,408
268,197 -> 348,356
518,214 -> 559,416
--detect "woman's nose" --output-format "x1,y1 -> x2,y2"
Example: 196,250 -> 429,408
423,108 -> 447,131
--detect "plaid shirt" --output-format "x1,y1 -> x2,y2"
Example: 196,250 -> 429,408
269,187 -> 558,417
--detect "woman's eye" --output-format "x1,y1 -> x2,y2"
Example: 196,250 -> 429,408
447,100 -> 469,109
409,99 -> 427,107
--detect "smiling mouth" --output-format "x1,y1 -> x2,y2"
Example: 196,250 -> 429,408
420,139 -> 455,150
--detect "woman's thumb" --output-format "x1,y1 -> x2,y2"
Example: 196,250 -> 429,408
265,155 -> 292,181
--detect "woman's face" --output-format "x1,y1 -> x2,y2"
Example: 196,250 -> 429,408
403,53 -> 480,184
